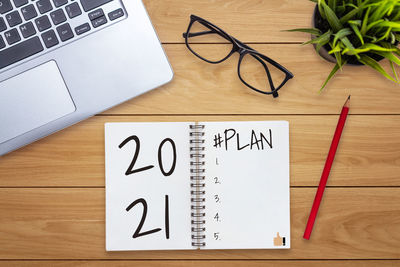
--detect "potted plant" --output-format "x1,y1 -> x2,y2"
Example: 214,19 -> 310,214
288,0 -> 400,91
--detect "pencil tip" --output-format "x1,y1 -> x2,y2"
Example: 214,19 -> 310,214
343,95 -> 351,108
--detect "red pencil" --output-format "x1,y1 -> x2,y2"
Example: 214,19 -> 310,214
303,95 -> 351,240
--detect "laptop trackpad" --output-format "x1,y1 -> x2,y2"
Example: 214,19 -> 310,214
0,61 -> 76,144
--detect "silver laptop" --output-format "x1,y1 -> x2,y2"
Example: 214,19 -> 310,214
0,0 -> 173,156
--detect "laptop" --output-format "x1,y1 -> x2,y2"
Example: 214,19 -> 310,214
0,0 -> 173,156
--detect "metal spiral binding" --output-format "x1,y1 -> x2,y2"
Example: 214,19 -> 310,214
189,123 -> 206,248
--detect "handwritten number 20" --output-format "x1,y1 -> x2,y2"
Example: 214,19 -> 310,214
119,135 -> 177,176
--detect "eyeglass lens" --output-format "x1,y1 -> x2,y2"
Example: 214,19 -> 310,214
187,20 -> 233,63
239,53 -> 287,94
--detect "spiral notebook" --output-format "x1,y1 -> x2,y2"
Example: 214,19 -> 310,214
105,121 -> 290,251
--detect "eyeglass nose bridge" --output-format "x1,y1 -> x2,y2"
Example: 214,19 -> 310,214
233,39 -> 255,55
237,47 -> 247,54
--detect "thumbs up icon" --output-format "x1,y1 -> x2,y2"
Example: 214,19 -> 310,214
273,232 -> 285,246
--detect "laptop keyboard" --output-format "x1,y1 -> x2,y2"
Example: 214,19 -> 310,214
0,0 -> 126,70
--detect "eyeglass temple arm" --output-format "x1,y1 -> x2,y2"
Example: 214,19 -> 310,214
183,30 -> 214,38
183,31 -> 232,43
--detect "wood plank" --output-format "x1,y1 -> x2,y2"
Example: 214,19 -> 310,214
1,115 -> 399,187
103,44 -> 400,115
0,260 -> 399,267
144,0 -> 316,43
0,188 -> 398,259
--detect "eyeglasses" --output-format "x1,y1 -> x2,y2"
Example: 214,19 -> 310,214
183,15 -> 294,98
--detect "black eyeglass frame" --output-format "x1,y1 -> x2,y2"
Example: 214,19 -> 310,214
183,14 -> 294,98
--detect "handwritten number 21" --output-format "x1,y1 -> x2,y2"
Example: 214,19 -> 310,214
119,135 -> 177,176
126,196 -> 170,239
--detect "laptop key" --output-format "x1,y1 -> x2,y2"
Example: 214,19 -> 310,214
36,0 -> 53,14
56,22 -> 73,42
20,21 -> 36,38
0,36 -> 5,49
53,0 -> 67,7
75,22 -> 90,35
50,8 -> 66,25
0,0 -> 12,14
21,4 -> 38,21
65,2 -> 81,18
6,11 -> 22,27
88,8 -> 103,20
13,0 -> 28,7
108,8 -> 123,21
41,29 -> 59,48
91,15 -> 106,28
0,17 -> 6,32
4,28 -> 21,45
35,15 -> 51,32
0,37 -> 44,69
80,0 -> 112,12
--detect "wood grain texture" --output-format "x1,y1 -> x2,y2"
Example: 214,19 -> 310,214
143,0 -> 315,43
1,0 -> 399,265
1,115 -> 399,187
0,188 -> 398,259
101,44 -> 400,115
0,260 -> 399,267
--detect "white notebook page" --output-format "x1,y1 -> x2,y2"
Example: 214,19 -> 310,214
202,121 -> 290,249
105,122 -> 192,251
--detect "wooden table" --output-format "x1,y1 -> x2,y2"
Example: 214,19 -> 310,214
1,0 -> 399,266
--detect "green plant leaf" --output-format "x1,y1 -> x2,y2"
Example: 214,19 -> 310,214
381,43 -> 400,55
343,43 -> 397,55
370,1 -> 393,22
328,0 -> 337,12
321,1 -> 343,32
390,32 -> 396,44
375,26 -> 393,42
318,0 -> 326,19
358,54 -> 398,83
336,5 -> 345,13
366,19 -> 385,32
392,7 -> 400,21
328,43 -> 342,54
360,43 -> 397,52
340,37 -> 358,58
390,61 -> 399,81
348,20 -> 361,26
361,6 -> 371,35
372,21 -> 400,29
285,28 -> 322,35
395,34 -> 400,42
334,51 -> 343,69
316,37 -> 331,52
339,1 -> 368,24
365,35 -> 378,42
372,51 -> 400,66
302,30 -> 332,46
349,23 -> 364,45
333,28 -> 352,47
347,3 -> 358,8
319,62 -> 342,92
